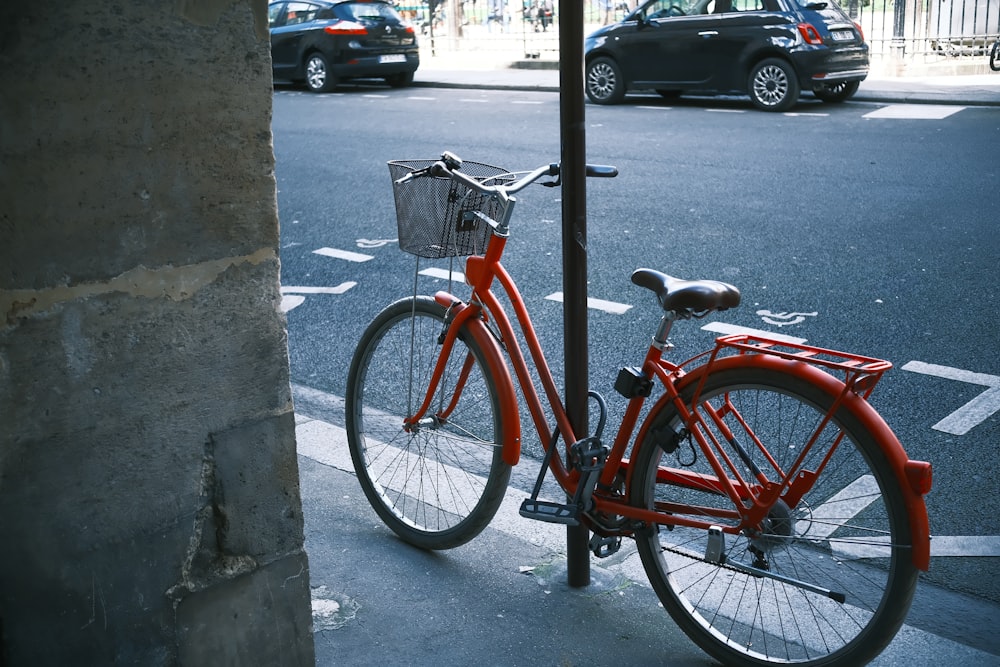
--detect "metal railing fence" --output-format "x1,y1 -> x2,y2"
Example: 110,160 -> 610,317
403,0 -> 1000,65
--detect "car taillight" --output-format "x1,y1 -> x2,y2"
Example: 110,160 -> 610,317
797,23 -> 823,45
854,21 -> 865,41
324,20 -> 367,35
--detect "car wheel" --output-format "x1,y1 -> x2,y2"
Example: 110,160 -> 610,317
585,57 -> 626,105
386,71 -> 414,88
748,58 -> 799,112
305,52 -> 337,93
813,80 -> 860,103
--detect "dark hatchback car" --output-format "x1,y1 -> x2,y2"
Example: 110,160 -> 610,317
268,0 -> 419,92
584,0 -> 868,111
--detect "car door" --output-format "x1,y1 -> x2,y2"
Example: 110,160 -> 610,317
701,0 -> 789,90
269,1 -> 321,77
614,0 -> 723,87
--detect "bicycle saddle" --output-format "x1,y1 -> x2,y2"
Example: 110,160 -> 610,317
631,268 -> 741,314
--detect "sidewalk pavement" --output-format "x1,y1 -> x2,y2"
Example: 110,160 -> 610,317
293,384 -> 1000,666
411,46 -> 1000,107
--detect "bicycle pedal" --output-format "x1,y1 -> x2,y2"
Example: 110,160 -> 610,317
519,499 -> 580,526
589,534 -> 621,558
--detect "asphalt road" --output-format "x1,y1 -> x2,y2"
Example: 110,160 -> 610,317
271,84 -> 1000,636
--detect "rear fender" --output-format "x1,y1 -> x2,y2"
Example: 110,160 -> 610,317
659,353 -> 932,571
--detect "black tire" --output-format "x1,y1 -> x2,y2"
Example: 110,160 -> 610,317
386,71 -> 415,88
813,80 -> 860,103
304,52 -> 337,93
586,56 -> 626,105
990,39 -> 1000,71
345,297 -> 512,550
748,58 -> 800,112
629,365 -> 918,667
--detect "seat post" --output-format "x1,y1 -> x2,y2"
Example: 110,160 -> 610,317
652,312 -> 678,351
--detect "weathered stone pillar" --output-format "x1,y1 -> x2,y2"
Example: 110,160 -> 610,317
0,1 -> 315,664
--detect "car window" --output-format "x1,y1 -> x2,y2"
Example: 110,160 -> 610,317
337,1 -> 400,22
284,1 -> 321,25
641,0 -> 709,19
731,0 -> 766,9
268,2 -> 287,27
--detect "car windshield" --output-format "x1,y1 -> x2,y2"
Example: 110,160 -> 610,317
339,1 -> 399,22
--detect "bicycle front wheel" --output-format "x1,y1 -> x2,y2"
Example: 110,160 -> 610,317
630,364 -> 918,667
346,296 -> 511,550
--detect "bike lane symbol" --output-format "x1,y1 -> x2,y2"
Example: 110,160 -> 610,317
756,310 -> 818,327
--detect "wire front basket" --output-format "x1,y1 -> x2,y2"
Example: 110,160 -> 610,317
388,159 -> 514,259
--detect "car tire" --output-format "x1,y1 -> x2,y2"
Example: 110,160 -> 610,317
304,52 -> 337,93
386,71 -> 414,88
748,58 -> 799,112
585,57 -> 626,105
813,80 -> 860,103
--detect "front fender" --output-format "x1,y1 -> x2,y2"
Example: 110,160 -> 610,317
433,292 -> 522,466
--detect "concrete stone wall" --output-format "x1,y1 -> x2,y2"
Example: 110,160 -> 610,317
0,1 -> 315,664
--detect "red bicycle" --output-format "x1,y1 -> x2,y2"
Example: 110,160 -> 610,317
345,152 -> 932,666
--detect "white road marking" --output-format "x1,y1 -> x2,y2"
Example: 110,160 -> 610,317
313,247 -> 374,263
356,238 -> 398,248
281,295 -> 305,313
864,104 -> 965,119
281,284 -> 357,295
700,321 -> 807,345
544,292 -> 632,315
419,267 -> 466,283
294,411 -> 1000,559
833,535 -> 1000,560
756,310 -> 818,327
511,100 -> 544,105
407,96 -> 436,100
801,475 -> 879,540
280,283 -> 357,312
901,361 -> 1000,435
295,417 -> 566,551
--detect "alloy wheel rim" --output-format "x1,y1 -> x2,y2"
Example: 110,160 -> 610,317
753,65 -> 788,107
588,63 -> 615,100
307,58 -> 327,90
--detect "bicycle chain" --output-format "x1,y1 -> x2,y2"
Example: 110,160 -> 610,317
658,543 -> 748,575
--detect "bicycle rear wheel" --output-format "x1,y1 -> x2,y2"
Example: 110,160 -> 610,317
991,39 -> 1000,71
630,365 -> 917,667
346,296 -> 511,550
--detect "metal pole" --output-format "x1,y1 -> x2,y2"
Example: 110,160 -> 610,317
559,0 -> 590,588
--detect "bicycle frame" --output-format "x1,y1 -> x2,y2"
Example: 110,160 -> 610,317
402,185 -> 931,571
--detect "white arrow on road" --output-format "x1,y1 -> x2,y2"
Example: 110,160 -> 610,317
901,361 -> 1000,435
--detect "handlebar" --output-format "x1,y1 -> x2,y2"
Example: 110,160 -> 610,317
395,151 -> 618,196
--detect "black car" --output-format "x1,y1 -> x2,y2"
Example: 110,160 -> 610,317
268,0 -> 419,92
584,0 -> 868,111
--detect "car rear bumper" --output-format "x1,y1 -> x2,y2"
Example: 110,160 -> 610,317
331,52 -> 419,78
810,67 -> 868,83
792,46 -> 869,87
